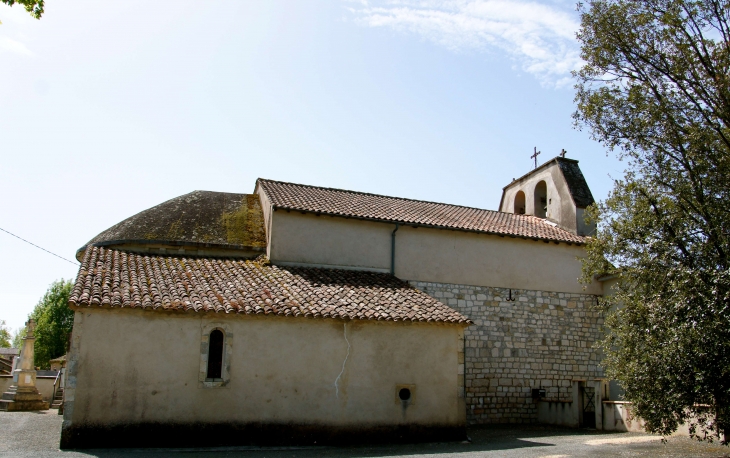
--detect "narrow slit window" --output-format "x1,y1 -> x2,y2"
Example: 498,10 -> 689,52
207,329 -> 224,379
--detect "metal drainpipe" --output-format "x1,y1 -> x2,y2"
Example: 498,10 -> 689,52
390,223 -> 399,275
463,327 -> 467,420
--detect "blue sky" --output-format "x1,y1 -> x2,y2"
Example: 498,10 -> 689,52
0,0 -> 623,333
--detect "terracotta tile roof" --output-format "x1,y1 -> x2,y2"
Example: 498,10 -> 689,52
257,179 -> 586,244
70,247 -> 471,325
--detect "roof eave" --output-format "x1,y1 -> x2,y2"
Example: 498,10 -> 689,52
67,300 -> 472,325
75,239 -> 267,261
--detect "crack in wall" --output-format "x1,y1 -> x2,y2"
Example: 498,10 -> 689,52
334,322 -> 350,398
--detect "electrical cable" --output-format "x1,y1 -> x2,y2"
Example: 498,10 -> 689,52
0,226 -> 78,265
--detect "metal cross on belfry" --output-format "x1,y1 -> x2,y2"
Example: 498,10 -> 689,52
531,147 -> 541,169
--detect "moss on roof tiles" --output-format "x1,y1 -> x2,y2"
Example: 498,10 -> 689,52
71,247 -> 472,324
556,159 -> 595,209
83,191 -> 267,251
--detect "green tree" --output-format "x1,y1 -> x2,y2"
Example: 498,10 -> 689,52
0,0 -> 44,19
28,280 -> 74,370
11,326 -> 25,349
574,0 -> 730,444
0,321 -> 11,348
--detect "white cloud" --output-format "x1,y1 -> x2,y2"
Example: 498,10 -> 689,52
0,36 -> 33,56
348,0 -> 582,86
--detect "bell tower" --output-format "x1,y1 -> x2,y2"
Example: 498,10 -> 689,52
498,154 -> 596,236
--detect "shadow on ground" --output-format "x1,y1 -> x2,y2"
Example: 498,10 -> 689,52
67,425 -> 616,457
3,412 -> 727,458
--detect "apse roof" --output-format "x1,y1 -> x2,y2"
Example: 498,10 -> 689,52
79,191 -> 267,256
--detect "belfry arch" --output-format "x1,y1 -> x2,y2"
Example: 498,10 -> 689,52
513,191 -> 526,214
534,181 -> 547,218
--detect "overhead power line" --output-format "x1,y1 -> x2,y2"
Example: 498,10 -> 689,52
0,226 -> 78,265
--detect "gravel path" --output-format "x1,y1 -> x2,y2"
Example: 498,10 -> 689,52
1,410 -> 727,458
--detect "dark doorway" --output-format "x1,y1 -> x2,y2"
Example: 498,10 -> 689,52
581,385 -> 596,428
207,329 -> 224,379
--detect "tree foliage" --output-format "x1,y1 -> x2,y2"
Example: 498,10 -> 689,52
11,326 -> 25,349
0,0 -> 44,19
28,279 -> 74,370
575,0 -> 730,444
0,321 -> 11,348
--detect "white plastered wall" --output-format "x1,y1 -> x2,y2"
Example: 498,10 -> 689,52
395,225 -> 600,295
63,308 -> 464,428
267,211 -> 602,295
269,211 -> 392,272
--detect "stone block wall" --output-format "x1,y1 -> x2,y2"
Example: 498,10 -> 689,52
410,281 -> 604,425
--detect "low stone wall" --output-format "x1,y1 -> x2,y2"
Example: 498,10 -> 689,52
601,401 -> 698,436
538,400 -> 577,427
0,375 -> 57,403
411,281 -> 605,424
603,401 -> 704,436
537,380 -> 604,429
602,401 -> 645,432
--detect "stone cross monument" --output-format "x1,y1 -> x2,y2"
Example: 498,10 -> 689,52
0,319 -> 49,411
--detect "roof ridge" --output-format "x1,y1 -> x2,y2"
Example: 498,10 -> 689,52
78,247 -> 415,275
188,190 -> 250,196
257,177 -> 542,220
501,156 -> 580,190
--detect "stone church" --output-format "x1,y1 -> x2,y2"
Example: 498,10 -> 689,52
61,156 -> 612,448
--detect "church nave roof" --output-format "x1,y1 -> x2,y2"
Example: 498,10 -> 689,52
257,178 -> 586,244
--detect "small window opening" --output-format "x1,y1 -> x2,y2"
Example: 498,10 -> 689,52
207,329 -> 224,379
399,388 -> 411,401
